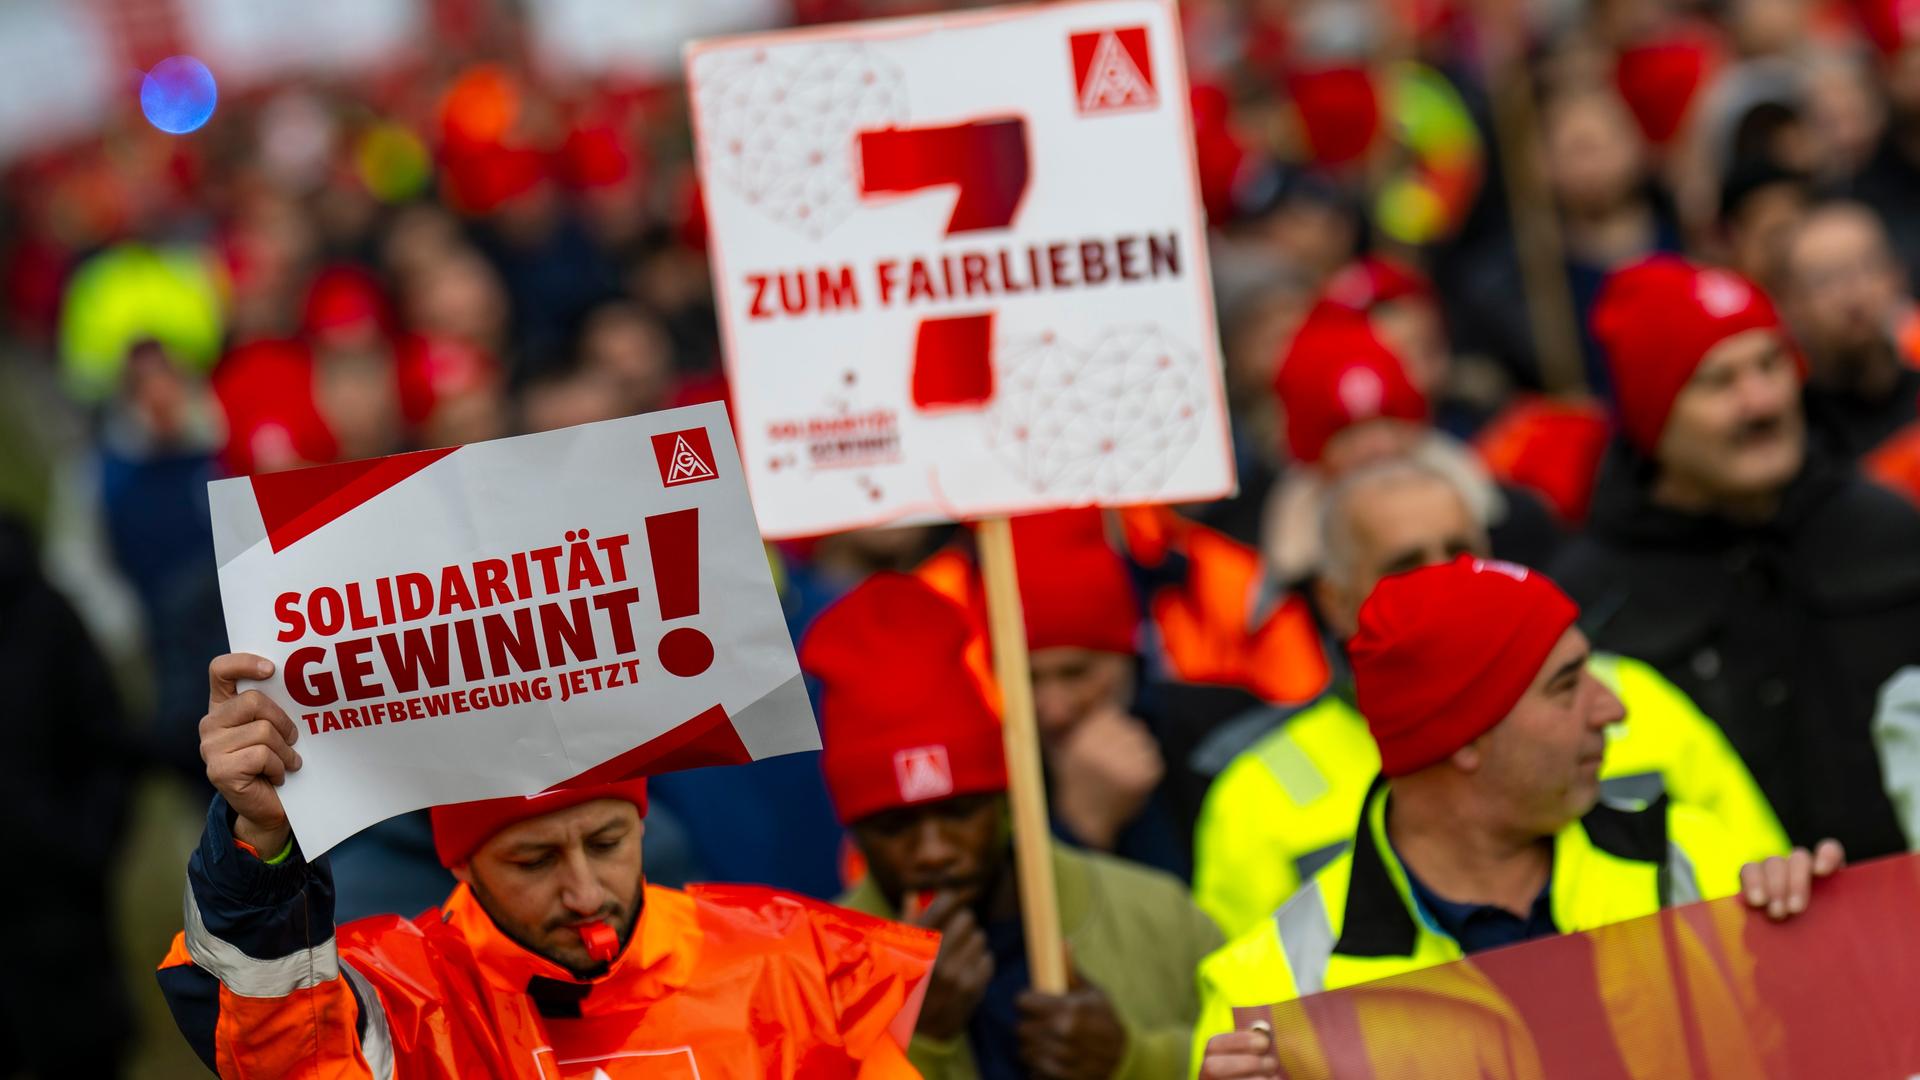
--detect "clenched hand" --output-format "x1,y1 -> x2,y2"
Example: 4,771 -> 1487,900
1014,969 -> 1128,1080
200,652 -> 302,854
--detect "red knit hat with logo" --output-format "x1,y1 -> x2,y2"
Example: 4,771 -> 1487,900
1350,555 -> 1579,776
1274,301 -> 1430,463
431,779 -> 649,868
804,573 -> 1008,825
1011,509 -> 1140,655
1592,255 -> 1798,455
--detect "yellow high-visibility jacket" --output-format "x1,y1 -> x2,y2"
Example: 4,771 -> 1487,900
1193,653 -> 1787,937
1191,780 -> 1753,1077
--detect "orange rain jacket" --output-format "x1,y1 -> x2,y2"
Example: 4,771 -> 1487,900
158,797 -> 937,1079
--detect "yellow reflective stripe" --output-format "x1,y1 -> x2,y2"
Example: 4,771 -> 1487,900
1254,725 -> 1331,806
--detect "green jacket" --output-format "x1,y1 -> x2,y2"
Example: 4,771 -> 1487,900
839,841 -> 1223,1080
1193,652 -> 1787,938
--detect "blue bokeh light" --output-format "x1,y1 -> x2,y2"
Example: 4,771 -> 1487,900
140,56 -> 218,135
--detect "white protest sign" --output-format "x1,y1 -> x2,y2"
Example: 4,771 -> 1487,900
687,0 -> 1233,539
207,402 -> 817,855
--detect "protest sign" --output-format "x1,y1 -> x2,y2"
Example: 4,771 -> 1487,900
206,402 -> 817,855
1229,853 -> 1920,1078
686,0 -> 1232,540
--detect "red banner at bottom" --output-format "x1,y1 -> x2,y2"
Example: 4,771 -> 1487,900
1235,854 -> 1920,1078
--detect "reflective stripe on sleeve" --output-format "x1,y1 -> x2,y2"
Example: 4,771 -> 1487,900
342,959 -> 396,1079
180,879 -> 340,997
1274,882 -> 1336,997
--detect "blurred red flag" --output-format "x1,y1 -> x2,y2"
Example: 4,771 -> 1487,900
1235,853 -> 1920,1077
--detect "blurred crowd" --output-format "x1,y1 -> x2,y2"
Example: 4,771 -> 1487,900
11,0 -> 1920,1075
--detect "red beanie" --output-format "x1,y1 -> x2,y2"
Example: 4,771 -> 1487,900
1855,0 -> 1920,56
1614,31 -> 1719,146
1274,301 -> 1429,463
1011,509 -> 1140,655
430,779 -> 649,868
1285,64 -> 1381,167
803,573 -> 1008,825
1324,255 -> 1435,313
211,340 -> 337,476
1350,555 -> 1579,777
396,334 -> 501,427
1592,256 -> 1795,456
302,265 -> 392,343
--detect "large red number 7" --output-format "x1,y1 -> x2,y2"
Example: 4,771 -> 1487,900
857,118 -> 1030,409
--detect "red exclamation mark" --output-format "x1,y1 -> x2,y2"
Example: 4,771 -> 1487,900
645,508 -> 713,678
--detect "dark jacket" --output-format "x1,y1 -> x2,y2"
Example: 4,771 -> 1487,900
1803,365 -> 1920,464
1552,443 -> 1920,859
0,513 -> 136,1077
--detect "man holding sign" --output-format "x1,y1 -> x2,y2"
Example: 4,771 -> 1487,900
689,0 -> 1237,1013
156,406 -> 938,1077
160,655 -> 935,1078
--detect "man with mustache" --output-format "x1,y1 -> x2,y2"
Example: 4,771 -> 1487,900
1553,255 -> 1920,861
157,653 -> 937,1078
1780,201 -> 1920,462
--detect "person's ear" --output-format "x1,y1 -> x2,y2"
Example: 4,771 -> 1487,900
1311,575 -> 1355,639
450,862 -> 473,886
1449,739 -> 1484,774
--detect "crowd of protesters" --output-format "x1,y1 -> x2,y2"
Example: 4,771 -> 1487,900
9,0 -> 1920,1076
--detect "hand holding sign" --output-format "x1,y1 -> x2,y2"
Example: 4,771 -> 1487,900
206,403 -> 817,855
200,652 -> 300,853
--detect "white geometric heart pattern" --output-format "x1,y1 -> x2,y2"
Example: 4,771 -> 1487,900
985,324 -> 1206,501
694,44 -> 907,240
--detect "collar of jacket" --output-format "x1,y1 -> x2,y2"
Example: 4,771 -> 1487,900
1332,776 -> 1672,959
442,881 -> 701,1010
842,838 -> 1097,940
1584,436 -> 1848,547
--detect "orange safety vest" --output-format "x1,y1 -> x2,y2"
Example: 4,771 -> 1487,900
159,880 -> 935,1079
1897,307 -> 1920,370
1473,395 -> 1612,525
916,512 -> 1330,708
1117,505 -> 1330,706
1865,421 -> 1920,507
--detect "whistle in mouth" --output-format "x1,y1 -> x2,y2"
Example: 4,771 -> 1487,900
580,920 -> 619,963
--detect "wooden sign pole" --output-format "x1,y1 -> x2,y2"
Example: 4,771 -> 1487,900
974,515 -> 1069,994
1487,53 -> 1585,395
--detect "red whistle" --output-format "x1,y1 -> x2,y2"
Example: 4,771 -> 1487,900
580,920 -> 619,964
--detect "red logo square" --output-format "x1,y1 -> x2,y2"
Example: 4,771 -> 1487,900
1069,27 -> 1156,114
652,428 -> 718,487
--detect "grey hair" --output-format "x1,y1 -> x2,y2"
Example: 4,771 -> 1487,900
1317,454 -> 1492,586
